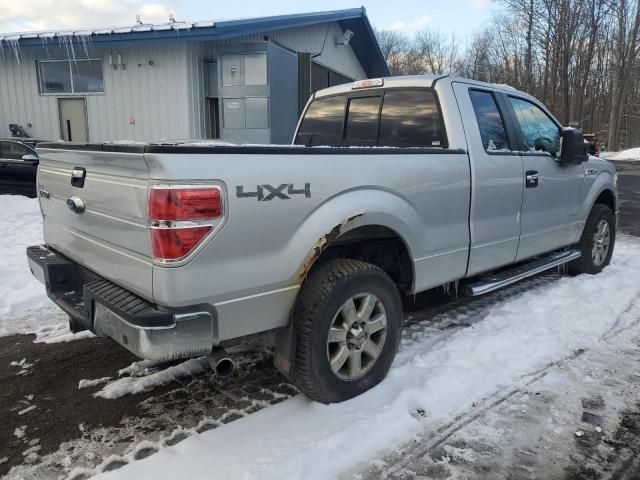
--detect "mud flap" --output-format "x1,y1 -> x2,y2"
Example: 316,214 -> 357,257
273,320 -> 296,380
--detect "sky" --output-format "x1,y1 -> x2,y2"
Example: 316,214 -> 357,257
0,0 -> 492,39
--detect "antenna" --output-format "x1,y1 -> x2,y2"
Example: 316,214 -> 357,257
169,13 -> 176,24
136,15 -> 142,26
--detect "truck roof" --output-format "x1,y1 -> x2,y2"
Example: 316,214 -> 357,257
314,74 -> 534,102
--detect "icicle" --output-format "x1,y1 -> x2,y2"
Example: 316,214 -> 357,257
8,38 -> 21,65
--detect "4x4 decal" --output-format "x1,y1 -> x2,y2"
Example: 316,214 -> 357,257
236,183 -> 311,201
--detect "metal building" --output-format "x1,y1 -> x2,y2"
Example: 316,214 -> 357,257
0,8 -> 388,144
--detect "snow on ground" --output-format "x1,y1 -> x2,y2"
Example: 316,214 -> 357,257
601,147 -> 640,161
98,236 -> 640,480
0,195 -> 86,340
0,196 -> 50,318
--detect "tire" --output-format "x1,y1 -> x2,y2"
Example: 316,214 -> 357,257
292,259 -> 403,404
568,203 -> 616,275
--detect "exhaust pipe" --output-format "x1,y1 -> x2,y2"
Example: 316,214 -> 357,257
207,347 -> 234,377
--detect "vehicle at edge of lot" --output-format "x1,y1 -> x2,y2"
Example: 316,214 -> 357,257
583,133 -> 600,156
0,139 -> 40,197
26,74 -> 618,403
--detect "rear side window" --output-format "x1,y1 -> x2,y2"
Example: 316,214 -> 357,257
509,97 -> 561,155
378,90 -> 444,147
344,96 -> 380,146
469,90 -> 510,152
295,95 -> 345,146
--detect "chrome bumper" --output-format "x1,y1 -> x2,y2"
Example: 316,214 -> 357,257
93,304 -> 216,361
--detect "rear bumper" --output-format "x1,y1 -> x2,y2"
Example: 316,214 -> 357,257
27,245 -> 216,361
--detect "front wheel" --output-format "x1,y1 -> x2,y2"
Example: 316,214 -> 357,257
569,203 -> 616,275
292,259 -> 403,404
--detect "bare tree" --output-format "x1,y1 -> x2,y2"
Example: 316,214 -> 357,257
413,29 -> 459,74
607,0 -> 640,150
374,0 -> 640,149
375,30 -> 411,75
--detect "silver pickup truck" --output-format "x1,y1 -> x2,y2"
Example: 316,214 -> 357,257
27,75 -> 617,403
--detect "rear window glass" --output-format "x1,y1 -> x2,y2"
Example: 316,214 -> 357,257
469,90 -> 510,151
295,89 -> 447,148
344,96 -> 380,146
378,90 -> 444,147
295,96 -> 345,146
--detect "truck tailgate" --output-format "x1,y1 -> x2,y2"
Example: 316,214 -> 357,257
36,147 -> 153,300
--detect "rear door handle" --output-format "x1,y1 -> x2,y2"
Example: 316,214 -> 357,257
525,170 -> 539,188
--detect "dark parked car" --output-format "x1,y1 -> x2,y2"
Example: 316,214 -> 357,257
0,139 -> 39,197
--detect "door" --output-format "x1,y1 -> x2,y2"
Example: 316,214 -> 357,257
505,96 -> 584,261
0,141 -> 38,196
58,98 -> 88,142
453,84 -> 524,276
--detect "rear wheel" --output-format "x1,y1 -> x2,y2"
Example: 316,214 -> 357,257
569,203 -> 615,275
292,259 -> 402,403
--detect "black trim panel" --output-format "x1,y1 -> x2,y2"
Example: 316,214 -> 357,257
36,142 -> 147,154
36,142 -> 466,155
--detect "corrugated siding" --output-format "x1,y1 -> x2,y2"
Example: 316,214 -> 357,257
88,43 -> 190,141
0,44 -> 190,142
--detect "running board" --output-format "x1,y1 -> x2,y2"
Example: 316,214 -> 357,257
465,250 -> 581,296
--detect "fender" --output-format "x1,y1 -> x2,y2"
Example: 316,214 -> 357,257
580,170 -> 617,220
279,187 -> 422,288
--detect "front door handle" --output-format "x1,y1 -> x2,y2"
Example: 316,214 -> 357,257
525,170 -> 539,188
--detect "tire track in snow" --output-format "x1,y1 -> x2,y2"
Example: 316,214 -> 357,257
378,289 -> 640,477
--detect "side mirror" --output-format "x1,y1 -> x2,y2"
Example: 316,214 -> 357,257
560,128 -> 588,165
21,154 -> 38,162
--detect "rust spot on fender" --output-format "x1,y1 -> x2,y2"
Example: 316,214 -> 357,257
297,212 -> 365,281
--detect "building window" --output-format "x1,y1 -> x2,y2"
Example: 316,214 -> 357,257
310,63 -> 352,94
38,59 -> 103,94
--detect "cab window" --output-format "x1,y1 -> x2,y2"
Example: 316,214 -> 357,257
509,97 -> 561,155
295,95 -> 345,146
469,90 -> 510,152
344,96 -> 381,146
378,90 -> 444,147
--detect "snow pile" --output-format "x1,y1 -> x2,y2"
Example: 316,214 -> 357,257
95,358 -> 210,399
0,196 -> 50,318
601,148 -> 640,161
0,195 -> 87,340
99,237 -> 640,480
78,377 -> 112,389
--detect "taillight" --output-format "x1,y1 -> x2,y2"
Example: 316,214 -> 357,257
149,185 -> 224,262
149,187 -> 221,220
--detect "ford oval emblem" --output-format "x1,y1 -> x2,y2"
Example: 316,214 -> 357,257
67,196 -> 86,214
